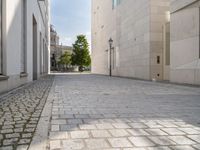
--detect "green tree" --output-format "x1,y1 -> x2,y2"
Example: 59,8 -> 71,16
58,51 -> 71,70
71,35 -> 91,72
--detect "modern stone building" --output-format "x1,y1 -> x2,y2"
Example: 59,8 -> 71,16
92,0 -> 200,85
170,0 -> 200,85
0,0 -> 50,93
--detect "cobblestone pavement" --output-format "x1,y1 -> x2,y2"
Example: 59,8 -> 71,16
0,76 -> 53,150
46,74 -> 200,150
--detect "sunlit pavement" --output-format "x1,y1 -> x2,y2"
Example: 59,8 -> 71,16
31,74 -> 200,150
1,74 -> 200,150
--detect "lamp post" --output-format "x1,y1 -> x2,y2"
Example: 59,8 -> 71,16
108,38 -> 114,77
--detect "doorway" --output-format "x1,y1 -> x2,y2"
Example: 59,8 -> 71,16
33,16 -> 37,80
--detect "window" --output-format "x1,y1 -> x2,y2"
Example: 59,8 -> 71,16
40,33 -> 43,74
157,56 -> 160,64
112,0 -> 121,9
165,22 -> 170,65
0,0 -> 2,74
116,47 -> 120,67
43,39 -> 46,73
21,0 -> 27,73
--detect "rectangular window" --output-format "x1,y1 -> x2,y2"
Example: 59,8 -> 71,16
116,47 -> 120,67
21,0 -> 27,73
40,33 -> 43,74
43,39 -> 45,73
157,56 -> 160,64
45,43 -> 48,73
0,0 -> 2,74
165,23 -> 170,65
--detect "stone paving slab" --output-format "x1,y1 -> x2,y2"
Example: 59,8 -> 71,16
40,74 -> 200,150
0,76 -> 53,150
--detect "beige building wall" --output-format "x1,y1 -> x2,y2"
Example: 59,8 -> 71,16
170,0 -> 200,85
0,0 -> 50,93
92,0 -> 170,80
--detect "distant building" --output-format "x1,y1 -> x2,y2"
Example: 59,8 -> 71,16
92,0 -> 200,85
50,25 -> 73,71
50,25 -> 60,70
58,45 -> 73,55
0,0 -> 50,93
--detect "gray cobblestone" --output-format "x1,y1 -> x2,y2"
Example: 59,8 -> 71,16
16,145 -> 29,150
3,138 -> 18,145
14,128 -> 23,133
0,146 -> 13,150
5,133 -> 20,139
1,129 -> 13,134
0,76 -> 53,149
18,139 -> 31,144
22,133 -> 32,138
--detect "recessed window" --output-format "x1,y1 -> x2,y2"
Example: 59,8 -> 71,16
157,56 -> 160,64
21,0 -> 27,73
40,33 -> 43,74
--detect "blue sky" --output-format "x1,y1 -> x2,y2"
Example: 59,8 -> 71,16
51,0 -> 91,47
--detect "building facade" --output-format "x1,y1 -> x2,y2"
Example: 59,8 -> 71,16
50,25 -> 73,71
92,0 -> 200,85
0,0 -> 50,93
170,0 -> 200,84
50,25 -> 59,70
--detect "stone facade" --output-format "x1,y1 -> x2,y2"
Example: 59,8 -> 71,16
170,0 -> 200,84
0,0 -> 50,93
92,0 -> 170,80
92,0 -> 200,85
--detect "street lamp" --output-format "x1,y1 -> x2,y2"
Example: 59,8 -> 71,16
108,38 -> 114,77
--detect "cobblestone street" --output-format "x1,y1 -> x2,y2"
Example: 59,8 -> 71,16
0,76 -> 53,150
46,74 -> 200,150
1,74 -> 200,150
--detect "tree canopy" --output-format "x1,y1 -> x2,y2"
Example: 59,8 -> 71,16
71,35 -> 91,71
58,51 -> 71,66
